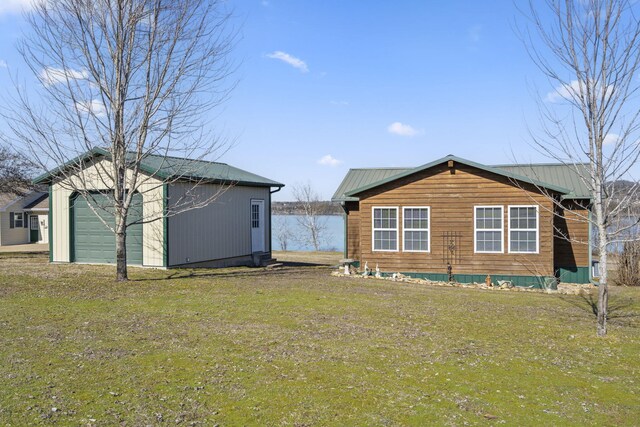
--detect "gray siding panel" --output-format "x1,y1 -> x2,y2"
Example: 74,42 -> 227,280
167,183 -> 270,266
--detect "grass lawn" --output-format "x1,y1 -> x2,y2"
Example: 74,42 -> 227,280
1,253 -> 639,426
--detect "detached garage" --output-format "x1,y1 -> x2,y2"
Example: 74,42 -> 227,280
34,148 -> 284,268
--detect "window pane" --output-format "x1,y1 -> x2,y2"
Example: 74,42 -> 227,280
509,207 -> 538,252
476,230 -> 502,252
476,207 -> 502,230
404,208 -> 429,229
374,230 -> 397,250
405,230 -> 428,251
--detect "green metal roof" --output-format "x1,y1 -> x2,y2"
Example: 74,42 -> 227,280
33,147 -> 284,188
332,155 -> 590,202
331,167 -> 411,202
494,163 -> 591,199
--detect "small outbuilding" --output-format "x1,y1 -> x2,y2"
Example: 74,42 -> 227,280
332,155 -> 592,287
34,148 -> 284,268
0,190 -> 49,246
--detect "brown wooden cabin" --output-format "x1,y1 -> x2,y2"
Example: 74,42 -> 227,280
332,155 -> 592,287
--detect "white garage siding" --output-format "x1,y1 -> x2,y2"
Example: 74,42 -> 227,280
50,158 -> 164,266
167,183 -> 270,266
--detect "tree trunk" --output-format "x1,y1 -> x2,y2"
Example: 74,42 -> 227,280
116,230 -> 127,282
596,205 -> 608,336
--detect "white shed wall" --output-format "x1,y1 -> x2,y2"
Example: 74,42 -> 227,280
167,183 -> 270,266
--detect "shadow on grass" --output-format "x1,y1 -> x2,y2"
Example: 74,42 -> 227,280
559,292 -> 640,325
130,263 -> 333,282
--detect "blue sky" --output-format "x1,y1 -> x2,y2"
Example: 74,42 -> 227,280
0,1 -> 569,200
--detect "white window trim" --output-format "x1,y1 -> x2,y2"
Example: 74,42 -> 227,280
14,212 -> 24,228
402,206 -> 430,253
474,205 -> 504,254
508,205 -> 539,254
372,206 -> 399,252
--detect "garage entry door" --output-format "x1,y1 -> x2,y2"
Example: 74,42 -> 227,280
72,193 -> 143,265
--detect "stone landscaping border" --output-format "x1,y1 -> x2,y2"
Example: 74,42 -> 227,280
331,270 -> 596,295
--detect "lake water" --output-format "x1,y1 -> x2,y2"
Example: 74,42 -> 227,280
272,214 -> 344,252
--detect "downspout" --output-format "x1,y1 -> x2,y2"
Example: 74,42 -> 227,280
341,202 -> 348,259
270,186 -> 283,256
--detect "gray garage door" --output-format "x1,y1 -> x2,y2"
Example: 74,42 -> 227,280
72,193 -> 143,265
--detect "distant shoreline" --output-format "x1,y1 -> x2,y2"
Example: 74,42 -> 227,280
272,201 -> 342,216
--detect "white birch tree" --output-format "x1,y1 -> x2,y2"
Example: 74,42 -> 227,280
292,183 -> 328,252
523,0 -> 640,336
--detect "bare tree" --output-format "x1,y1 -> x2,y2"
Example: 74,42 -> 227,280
523,0 -> 640,335
0,145 -> 37,195
292,183 -> 328,251
1,0 -> 235,281
274,216 -> 294,251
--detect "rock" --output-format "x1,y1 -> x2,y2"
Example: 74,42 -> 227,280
497,280 -> 513,289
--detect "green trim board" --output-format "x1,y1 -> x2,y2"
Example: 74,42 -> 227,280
163,183 -> 168,268
69,193 -> 75,262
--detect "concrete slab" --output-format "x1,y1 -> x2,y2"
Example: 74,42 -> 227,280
0,243 -> 49,253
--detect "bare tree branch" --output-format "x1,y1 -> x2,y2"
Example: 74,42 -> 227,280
521,0 -> 640,336
0,0 -> 237,281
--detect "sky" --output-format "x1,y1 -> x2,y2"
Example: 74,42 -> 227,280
0,1 -> 592,200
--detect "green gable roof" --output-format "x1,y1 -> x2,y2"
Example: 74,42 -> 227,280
494,163 -> 591,199
33,147 -> 284,188
332,155 -> 590,202
332,167 -> 411,202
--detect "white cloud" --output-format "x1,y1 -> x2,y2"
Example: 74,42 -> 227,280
387,121 -> 421,137
0,60 -> 7,69
0,0 -> 35,15
266,51 -> 309,73
546,79 -> 613,103
40,67 -> 89,86
603,133 -> 619,145
76,99 -> 107,117
317,154 -> 342,167
546,80 -> 581,103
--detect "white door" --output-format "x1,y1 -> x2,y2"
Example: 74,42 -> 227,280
251,199 -> 265,253
39,215 -> 49,244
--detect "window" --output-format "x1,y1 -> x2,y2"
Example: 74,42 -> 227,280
509,206 -> 538,253
403,207 -> 430,252
474,206 -> 503,253
251,204 -> 260,228
14,212 -> 24,228
372,207 -> 398,251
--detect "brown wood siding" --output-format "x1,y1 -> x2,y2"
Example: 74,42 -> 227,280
355,162 -> 556,276
554,200 -> 590,267
345,201 -> 361,261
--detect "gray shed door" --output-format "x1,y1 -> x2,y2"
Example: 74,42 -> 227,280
73,193 -> 143,265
